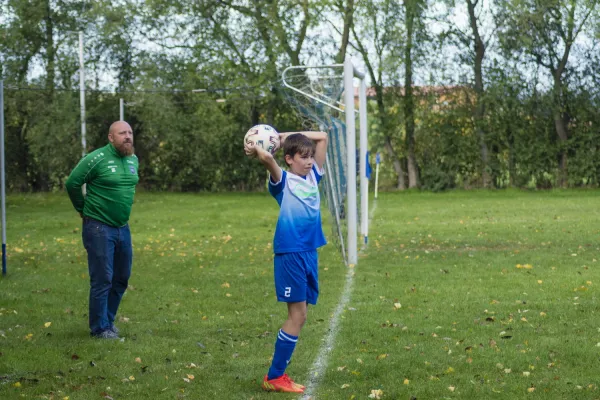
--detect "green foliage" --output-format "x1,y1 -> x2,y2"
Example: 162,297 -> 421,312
416,90 -> 480,191
1,0 -> 599,191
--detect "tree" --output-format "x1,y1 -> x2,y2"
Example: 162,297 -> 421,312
351,0 -> 407,189
333,0 -> 355,63
446,0 -> 496,186
498,0 -> 599,186
402,0 -> 428,188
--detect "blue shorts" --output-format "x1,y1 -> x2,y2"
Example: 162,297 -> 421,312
274,251 -> 319,305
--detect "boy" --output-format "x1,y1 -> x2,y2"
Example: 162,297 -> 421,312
244,130 -> 328,393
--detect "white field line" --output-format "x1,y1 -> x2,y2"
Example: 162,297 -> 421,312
301,200 -> 377,399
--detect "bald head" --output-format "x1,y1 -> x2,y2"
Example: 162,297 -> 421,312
108,121 -> 134,156
109,121 -> 132,137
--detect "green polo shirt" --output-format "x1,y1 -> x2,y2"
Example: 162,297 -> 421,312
66,143 -> 139,227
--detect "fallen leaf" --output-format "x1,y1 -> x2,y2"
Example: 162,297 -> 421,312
394,303 -> 402,309
448,386 -> 456,392
341,384 -> 350,389
516,264 -> 533,269
135,357 -> 142,363
369,389 -> 384,399
403,378 -> 409,385
376,354 -> 388,360
44,322 -> 52,328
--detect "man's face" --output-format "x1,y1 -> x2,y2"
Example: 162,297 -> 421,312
109,122 -> 134,156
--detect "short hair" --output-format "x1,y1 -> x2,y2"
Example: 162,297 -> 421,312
283,133 -> 315,161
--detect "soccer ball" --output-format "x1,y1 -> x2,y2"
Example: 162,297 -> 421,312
244,124 -> 280,154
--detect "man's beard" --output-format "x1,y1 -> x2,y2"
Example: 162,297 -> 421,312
116,142 -> 134,156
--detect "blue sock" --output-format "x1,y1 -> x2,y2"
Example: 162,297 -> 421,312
267,329 -> 298,380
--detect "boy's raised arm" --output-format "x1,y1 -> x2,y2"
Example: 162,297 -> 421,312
245,142 -> 282,182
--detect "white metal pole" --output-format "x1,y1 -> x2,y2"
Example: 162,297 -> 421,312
119,98 -> 124,121
0,80 -> 6,275
359,78 -> 368,244
375,153 -> 380,199
79,31 -> 86,156
343,59 -> 357,265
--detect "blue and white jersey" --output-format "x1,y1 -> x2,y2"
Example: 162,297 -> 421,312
269,165 -> 327,254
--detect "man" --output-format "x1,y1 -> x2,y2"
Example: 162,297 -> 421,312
66,121 -> 139,339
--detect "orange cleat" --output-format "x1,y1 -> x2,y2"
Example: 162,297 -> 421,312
262,373 -> 305,393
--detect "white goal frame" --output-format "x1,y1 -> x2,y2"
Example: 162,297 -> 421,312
282,59 -> 368,265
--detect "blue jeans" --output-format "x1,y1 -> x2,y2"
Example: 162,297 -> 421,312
82,218 -> 132,335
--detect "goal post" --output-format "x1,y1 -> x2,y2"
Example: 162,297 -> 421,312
282,59 -> 369,265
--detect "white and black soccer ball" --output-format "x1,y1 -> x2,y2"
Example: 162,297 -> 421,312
244,124 -> 280,154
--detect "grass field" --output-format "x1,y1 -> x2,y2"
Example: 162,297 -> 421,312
0,190 -> 599,399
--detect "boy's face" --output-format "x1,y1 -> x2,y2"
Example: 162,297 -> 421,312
285,152 -> 314,177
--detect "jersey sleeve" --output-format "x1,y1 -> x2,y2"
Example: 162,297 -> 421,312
268,169 -> 286,204
312,164 -> 325,184
65,154 -> 98,212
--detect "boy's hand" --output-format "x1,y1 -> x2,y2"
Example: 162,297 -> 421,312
279,132 -> 290,145
245,142 -> 271,160
244,142 -> 258,157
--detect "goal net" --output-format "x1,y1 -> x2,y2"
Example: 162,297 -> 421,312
281,61 -> 368,265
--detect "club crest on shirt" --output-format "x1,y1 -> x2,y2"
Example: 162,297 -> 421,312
129,165 -> 136,174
